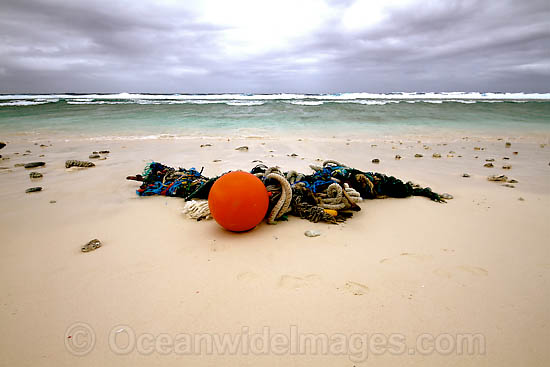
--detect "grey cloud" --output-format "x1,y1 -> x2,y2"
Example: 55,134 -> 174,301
0,0 -> 549,93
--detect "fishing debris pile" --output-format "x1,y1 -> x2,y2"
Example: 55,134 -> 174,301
127,160 -> 448,224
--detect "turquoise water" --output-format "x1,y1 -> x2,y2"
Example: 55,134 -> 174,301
1,94 -> 549,139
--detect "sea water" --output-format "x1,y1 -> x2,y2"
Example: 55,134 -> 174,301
0,93 -> 549,141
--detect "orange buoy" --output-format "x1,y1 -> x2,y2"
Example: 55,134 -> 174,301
208,171 -> 269,232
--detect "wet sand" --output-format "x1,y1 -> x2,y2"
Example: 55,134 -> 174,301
0,133 -> 549,366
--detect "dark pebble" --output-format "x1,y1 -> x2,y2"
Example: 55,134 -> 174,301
24,162 -> 46,169
29,172 -> 43,179
89,154 -> 100,159
25,187 -> 42,193
0,142 -> 5,149
99,150 -> 110,154
372,158 -> 380,163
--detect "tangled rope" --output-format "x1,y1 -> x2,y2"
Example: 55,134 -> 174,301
182,200 -> 211,221
264,172 -> 292,224
128,159 -> 449,225
127,162 -> 210,199
318,183 -> 362,210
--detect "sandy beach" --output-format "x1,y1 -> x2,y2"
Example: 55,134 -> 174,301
0,132 -> 549,366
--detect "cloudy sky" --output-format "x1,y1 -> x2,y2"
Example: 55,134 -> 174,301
0,0 -> 549,93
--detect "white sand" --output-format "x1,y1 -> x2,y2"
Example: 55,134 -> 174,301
0,133 -> 549,366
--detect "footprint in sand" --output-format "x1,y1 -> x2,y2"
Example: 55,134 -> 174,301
341,281 -> 369,296
457,266 -> 488,276
433,268 -> 453,278
433,266 -> 488,279
237,272 -> 260,282
278,274 -> 320,290
380,252 -> 432,264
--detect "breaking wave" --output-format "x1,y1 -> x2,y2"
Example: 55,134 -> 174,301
0,92 -> 549,108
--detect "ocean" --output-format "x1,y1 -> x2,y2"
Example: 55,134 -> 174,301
1,93 -> 549,140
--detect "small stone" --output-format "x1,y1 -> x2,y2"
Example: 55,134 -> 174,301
50,200 -> 56,204
502,164 -> 512,169
289,153 -> 298,157
462,173 -> 470,177
98,157 -> 107,160
371,144 -> 377,147
541,144 -> 546,148
503,157 -> 510,160
65,160 -> 95,168
440,193 -> 453,200
25,187 -> 42,193
92,151 -> 98,154
474,147 -> 481,150
513,151 -> 518,155
81,239 -> 102,252
371,158 -> 380,164
474,156 -> 479,159
484,163 -> 494,168
235,146 -> 249,151
212,159 -> 221,162
304,230 -> 321,237
485,158 -> 495,162
14,163 -> 25,167
395,155 -> 402,160
449,151 -> 456,154
25,150 -> 31,153
40,144 -> 48,148
29,172 -> 43,179
432,153 -> 441,158
99,150 -> 110,154
487,175 -> 508,182
447,154 -> 454,158
39,154 -> 45,157
24,162 -> 46,169
415,154 -> 423,158
200,144 -> 212,148
0,142 -> 6,149
505,142 -> 511,147
89,154 -> 100,159
502,184 -> 515,188
518,197 -> 525,201
508,179 -> 518,183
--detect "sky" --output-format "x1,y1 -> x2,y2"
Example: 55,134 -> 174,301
0,0 -> 549,93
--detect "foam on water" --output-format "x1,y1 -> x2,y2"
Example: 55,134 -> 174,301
288,101 -> 324,106
1,92 -> 550,105
0,100 -> 55,106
